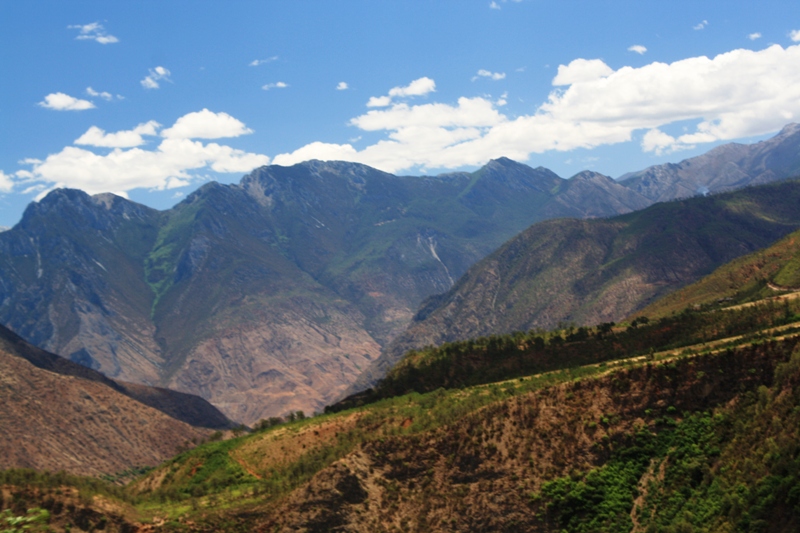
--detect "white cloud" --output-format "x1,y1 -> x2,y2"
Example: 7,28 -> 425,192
141,66 -> 171,89
748,33 -> 762,41
0,171 -> 15,193
640,129 -> 694,156
366,95 -> 392,108
366,77 -> 436,107
473,69 -> 506,81
17,112 -> 269,196
68,22 -> 118,44
249,56 -> 278,66
791,30 -> 800,42
161,109 -> 253,139
336,82 -> 349,91
694,20 -> 708,30
552,58 -> 614,86
628,45 -> 647,55
489,1 -> 501,9
389,77 -> 436,98
75,121 -> 161,148
86,87 -> 113,101
262,82 -> 288,90
271,44 -> 800,173
38,93 -> 96,111
496,92 -> 508,106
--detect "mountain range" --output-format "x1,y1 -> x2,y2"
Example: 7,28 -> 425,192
0,158 -> 649,424
3,124 -> 800,423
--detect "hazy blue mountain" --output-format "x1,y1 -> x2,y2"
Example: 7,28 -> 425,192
619,123 -> 800,201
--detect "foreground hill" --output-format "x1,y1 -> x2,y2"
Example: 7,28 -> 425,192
0,324 -> 222,477
4,281 -> 800,531
351,179 -> 800,392
0,159 -> 649,424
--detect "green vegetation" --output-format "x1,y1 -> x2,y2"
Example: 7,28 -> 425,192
640,227 -> 800,318
333,297 -> 800,410
533,346 -> 800,532
1,508 -> 49,533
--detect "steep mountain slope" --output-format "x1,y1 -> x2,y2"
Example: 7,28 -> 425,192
620,122 -> 800,202
0,324 -> 232,429
637,227 -> 800,318
353,179 -> 800,391
118,322 -> 800,532
264,342 -> 797,533
0,325 -> 216,477
0,159 -> 649,424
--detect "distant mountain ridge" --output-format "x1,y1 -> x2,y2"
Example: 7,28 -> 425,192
0,158 -> 648,424
619,123 -> 800,201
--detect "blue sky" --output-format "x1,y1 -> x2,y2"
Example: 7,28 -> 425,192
2,1 -> 800,228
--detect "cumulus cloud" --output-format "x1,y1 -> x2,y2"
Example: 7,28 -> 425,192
270,44 -> 800,173
336,82 -> 349,90
14,111 -> 269,197
38,93 -> 95,111
86,87 -> 113,101
366,77 -> 435,108
160,109 -> 253,139
628,45 -> 647,54
791,30 -> 800,42
552,58 -> 614,86
748,33 -> 762,41
141,66 -> 171,89
68,22 -> 118,44
75,121 -> 161,148
694,20 -> 708,30
262,82 -> 288,90
249,56 -> 278,66
473,69 -> 506,81
0,171 -> 15,193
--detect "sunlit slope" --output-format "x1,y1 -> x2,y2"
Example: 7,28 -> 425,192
638,227 -> 800,318
126,330 -> 800,532
0,325 -> 215,477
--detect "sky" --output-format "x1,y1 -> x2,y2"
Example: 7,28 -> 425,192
2,1 -> 800,228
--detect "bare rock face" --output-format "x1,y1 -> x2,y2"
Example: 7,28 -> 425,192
169,303 -> 381,423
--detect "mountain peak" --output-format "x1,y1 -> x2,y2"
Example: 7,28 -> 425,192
568,170 -> 612,182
